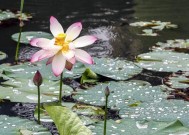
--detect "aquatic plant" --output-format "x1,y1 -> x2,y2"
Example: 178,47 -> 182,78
30,16 -> 97,102
33,70 -> 43,124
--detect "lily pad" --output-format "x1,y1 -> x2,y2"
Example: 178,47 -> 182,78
119,99 -> 189,127
0,115 -> 51,135
0,51 -> 7,61
89,118 -> 189,135
11,31 -> 53,44
1,60 -> 86,80
136,51 -> 189,72
86,57 -> 142,80
0,78 -> 73,103
139,29 -> 158,36
44,105 -> 92,135
152,39 -> 189,53
73,81 -> 166,110
130,20 -> 178,30
164,72 -> 189,89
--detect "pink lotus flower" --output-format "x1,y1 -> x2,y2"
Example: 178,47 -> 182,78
30,16 -> 97,76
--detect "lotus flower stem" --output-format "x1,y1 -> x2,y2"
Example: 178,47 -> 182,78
15,0 -> 25,62
59,72 -> 63,103
37,85 -> 40,124
104,86 -> 110,135
33,70 -> 42,124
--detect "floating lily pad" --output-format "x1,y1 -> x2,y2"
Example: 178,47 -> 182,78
0,51 -> 7,61
140,29 -> 158,36
136,51 -> 189,72
139,29 -> 158,36
119,99 -> 189,127
73,81 -> 166,110
44,105 -> 92,135
0,78 -> 73,103
0,9 -> 32,25
164,72 -> 189,89
130,20 -> 178,30
0,115 -> 51,135
89,118 -> 189,135
11,31 -> 53,44
86,57 -> 142,80
152,39 -> 189,53
1,60 -> 86,80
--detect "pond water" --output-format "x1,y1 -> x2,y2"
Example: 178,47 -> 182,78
1,0 -> 189,134
1,0 -> 189,63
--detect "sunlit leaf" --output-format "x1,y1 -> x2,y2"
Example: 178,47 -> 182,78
44,105 -> 92,135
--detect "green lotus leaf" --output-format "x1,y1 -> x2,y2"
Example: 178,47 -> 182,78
11,31 -> 53,44
89,118 -> 189,135
86,57 -> 142,80
0,51 -> 7,61
129,20 -> 177,30
119,99 -> 189,127
164,72 -> 189,89
0,10 -> 16,21
44,105 -> 92,135
1,60 -> 86,80
136,51 -> 189,72
73,80 -> 166,110
152,39 -> 189,53
0,78 -> 73,103
0,115 -> 51,135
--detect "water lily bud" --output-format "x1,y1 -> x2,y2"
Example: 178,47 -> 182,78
33,70 -> 43,86
19,20 -> 24,27
105,86 -> 110,97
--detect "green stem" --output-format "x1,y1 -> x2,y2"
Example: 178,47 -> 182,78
15,0 -> 25,62
104,96 -> 108,135
59,72 -> 63,103
37,86 -> 40,124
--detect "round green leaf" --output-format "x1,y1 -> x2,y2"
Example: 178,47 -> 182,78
0,10 -> 16,21
73,81 -> 165,109
0,51 -> 7,61
86,57 -> 142,80
2,60 -> 86,80
0,115 -> 51,135
119,99 -> 189,127
152,39 -> 189,52
89,119 -> 189,135
11,31 -> 53,44
136,51 -> 189,72
164,72 -> 189,89
0,78 -> 73,103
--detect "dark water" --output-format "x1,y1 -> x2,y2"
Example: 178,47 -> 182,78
0,0 -> 134,62
1,0 -> 189,62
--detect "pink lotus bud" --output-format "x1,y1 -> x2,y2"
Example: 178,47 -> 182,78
105,86 -> 110,97
33,70 -> 43,86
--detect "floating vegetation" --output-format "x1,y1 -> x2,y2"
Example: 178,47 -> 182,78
0,9 -> 32,25
0,78 -> 73,103
130,20 -> 178,36
0,51 -> 7,61
130,20 -> 178,30
11,31 -> 53,44
86,57 -> 142,80
0,115 -> 51,134
89,119 -> 189,135
136,51 -> 189,72
152,39 -> 189,53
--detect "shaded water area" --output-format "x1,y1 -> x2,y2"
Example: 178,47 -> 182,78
1,0 -> 189,134
1,0 -> 189,61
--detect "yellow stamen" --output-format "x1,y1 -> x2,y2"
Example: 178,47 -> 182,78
55,33 -> 70,53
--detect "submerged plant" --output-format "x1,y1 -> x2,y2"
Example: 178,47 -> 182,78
30,16 -> 97,103
33,70 -> 43,124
